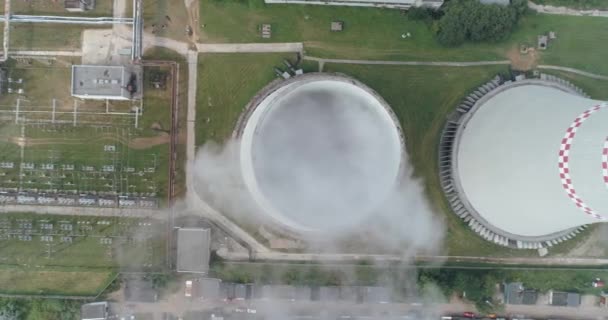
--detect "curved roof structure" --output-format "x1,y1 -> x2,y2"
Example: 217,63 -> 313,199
237,73 -> 404,233
453,80 -> 607,239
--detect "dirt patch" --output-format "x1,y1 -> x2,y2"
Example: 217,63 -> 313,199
506,45 -> 539,71
128,134 -> 170,149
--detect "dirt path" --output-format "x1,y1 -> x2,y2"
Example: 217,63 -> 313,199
529,0 -> 608,16
303,56 -> 511,67
506,45 -> 539,71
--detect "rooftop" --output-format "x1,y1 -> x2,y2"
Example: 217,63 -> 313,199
124,279 -> 158,302
504,282 -> 537,305
81,302 -> 108,320
551,291 -> 581,307
71,65 -> 139,100
176,228 -> 211,274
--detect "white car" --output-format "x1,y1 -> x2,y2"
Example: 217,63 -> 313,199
185,280 -> 192,297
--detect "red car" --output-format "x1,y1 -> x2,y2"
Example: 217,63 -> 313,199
463,311 -> 475,318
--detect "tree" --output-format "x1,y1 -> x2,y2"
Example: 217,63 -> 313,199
437,0 -> 521,46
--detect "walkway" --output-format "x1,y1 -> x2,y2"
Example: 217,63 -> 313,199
303,56 -> 512,67
197,42 -> 304,53
529,0 -> 608,17
538,65 -> 608,80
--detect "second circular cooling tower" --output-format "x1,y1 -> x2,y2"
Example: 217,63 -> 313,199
237,73 -> 404,233
450,79 -> 608,246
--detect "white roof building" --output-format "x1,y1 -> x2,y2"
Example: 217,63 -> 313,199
71,65 -> 139,100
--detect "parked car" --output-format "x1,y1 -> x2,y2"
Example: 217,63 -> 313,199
185,280 -> 193,297
463,311 -> 475,318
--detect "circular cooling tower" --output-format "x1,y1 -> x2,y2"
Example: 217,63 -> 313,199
452,79 -> 608,242
237,73 -> 404,233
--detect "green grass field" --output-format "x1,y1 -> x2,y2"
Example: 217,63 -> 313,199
196,52 -> 298,145
9,24 -> 88,51
0,0 -> 113,15
507,269 -> 608,294
0,213 -> 167,270
0,268 -> 116,296
199,1 -> 608,73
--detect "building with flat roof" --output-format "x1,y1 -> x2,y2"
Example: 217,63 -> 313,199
81,302 -> 108,320
504,282 -> 538,305
65,0 -> 95,12
176,228 -> 211,274
71,65 -> 141,100
124,278 -> 158,302
550,291 -> 581,307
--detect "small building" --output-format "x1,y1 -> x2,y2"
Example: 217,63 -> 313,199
65,0 -> 95,12
81,301 -> 108,320
261,24 -> 272,39
176,228 -> 211,274
479,0 -> 509,5
549,291 -> 581,307
538,35 -> 548,50
504,282 -> 538,305
330,21 -> 344,32
124,278 -> 158,302
196,278 -> 222,300
71,65 -> 140,100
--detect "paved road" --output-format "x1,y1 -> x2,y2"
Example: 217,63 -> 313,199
8,50 -> 82,56
114,288 -> 608,320
529,0 -> 608,17
303,56 -> 512,67
218,248 -> 608,267
538,65 -> 608,80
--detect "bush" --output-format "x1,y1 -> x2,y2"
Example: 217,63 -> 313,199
437,0 -> 522,46
408,7 -> 432,20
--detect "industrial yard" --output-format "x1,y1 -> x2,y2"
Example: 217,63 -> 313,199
0,0 -> 607,317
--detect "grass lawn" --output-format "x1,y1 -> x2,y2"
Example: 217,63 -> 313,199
196,52 -> 299,145
2,0 -> 113,15
199,0 -> 506,61
0,267 -> 115,296
9,24 -> 88,51
199,1 -> 608,73
0,213 -> 166,269
143,0 -> 191,43
507,269 -> 608,294
509,13 -> 608,74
